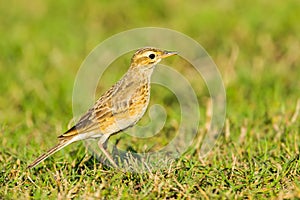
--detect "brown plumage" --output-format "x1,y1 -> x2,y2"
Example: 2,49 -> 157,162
27,47 -> 177,169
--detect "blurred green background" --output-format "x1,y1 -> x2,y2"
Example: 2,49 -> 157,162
1,0 -> 299,198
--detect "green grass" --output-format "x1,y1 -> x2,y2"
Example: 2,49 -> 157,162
1,0 -> 300,199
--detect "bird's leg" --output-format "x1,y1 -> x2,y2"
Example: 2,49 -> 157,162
97,139 -> 118,168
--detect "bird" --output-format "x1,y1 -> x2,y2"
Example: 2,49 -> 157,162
27,47 -> 177,169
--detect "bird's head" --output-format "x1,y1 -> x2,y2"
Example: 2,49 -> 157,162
130,47 -> 177,69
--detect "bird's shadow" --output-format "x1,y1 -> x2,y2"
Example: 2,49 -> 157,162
73,143 -> 142,172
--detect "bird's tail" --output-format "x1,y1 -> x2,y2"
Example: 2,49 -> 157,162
27,138 -> 73,169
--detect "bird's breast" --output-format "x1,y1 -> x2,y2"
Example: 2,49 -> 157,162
128,82 -> 150,117
108,80 -> 151,131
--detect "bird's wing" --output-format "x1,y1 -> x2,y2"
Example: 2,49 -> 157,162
58,100 -> 115,139
59,76 -> 145,139
58,83 -> 121,139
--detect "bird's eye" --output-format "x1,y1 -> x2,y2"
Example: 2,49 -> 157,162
148,53 -> 155,59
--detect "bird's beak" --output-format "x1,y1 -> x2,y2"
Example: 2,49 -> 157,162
161,50 -> 178,58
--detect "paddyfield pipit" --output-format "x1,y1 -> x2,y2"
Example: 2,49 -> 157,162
27,47 -> 177,169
